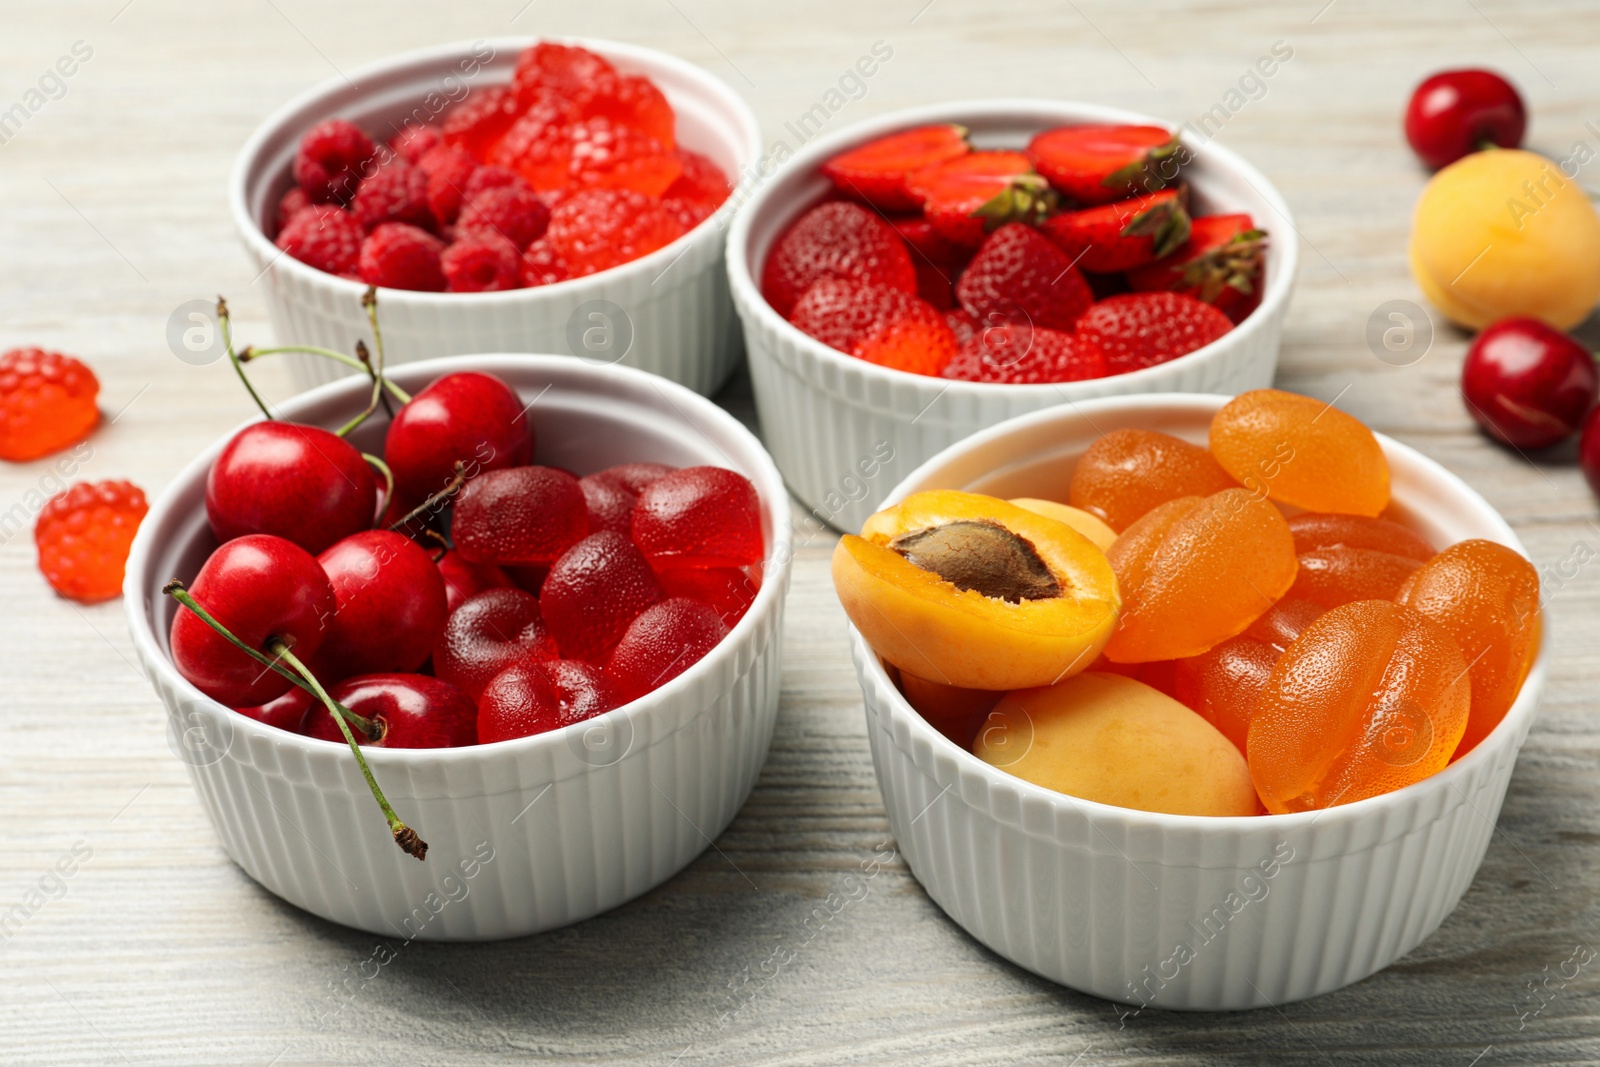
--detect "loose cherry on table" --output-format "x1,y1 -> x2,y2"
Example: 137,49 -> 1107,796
1460,317 -> 1599,449
313,530 -> 449,682
1404,69 -> 1526,170
300,673 -> 478,749
206,421 -> 378,555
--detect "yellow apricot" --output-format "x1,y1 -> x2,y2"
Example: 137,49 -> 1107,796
1009,498 -> 1117,552
1410,149 -> 1600,330
899,671 -> 1004,722
974,672 -> 1258,817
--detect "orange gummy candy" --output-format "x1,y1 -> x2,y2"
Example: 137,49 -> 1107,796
1286,512 -> 1435,609
1068,428 -> 1238,533
1172,597 -> 1324,753
1248,600 -> 1470,813
1397,539 -> 1540,758
1210,389 -> 1390,517
1104,488 -> 1298,663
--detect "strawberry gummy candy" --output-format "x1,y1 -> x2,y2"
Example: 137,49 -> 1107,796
631,466 -> 764,570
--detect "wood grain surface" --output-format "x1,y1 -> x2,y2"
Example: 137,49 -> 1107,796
2,1 -> 1599,1063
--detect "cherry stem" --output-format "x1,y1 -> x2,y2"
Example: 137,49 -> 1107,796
421,528 -> 450,562
239,345 -> 412,404
269,639 -> 427,862
217,296 -> 276,422
334,341 -> 385,438
361,453 -> 394,527
162,580 -> 378,738
388,461 -> 467,532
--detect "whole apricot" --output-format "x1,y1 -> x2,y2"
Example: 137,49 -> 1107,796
1410,148 -> 1600,330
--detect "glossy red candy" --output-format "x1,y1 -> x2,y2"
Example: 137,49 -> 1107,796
591,462 -> 673,494
170,534 -> 336,707
631,466 -> 764,570
300,673 -> 478,749
656,566 -> 759,628
435,548 -> 515,614
315,530 -> 448,680
432,588 -> 559,701
477,659 -> 622,743
206,422 -> 377,555
451,466 -> 588,565
383,372 -> 533,503
578,473 -> 636,535
541,531 -> 664,663
606,597 -> 728,700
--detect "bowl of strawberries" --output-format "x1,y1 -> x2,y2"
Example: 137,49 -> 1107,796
727,100 -> 1297,533
123,338 -> 791,939
232,37 -> 760,396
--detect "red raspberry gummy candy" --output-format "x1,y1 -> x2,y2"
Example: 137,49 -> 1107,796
546,189 -> 683,276
606,598 -> 729,700
0,347 -> 100,461
432,588 -> 559,701
452,466 -> 588,565
294,118 -> 375,204
478,659 -> 622,743
541,531 -> 664,663
276,204 -> 363,277
632,466 -> 764,570
34,480 -> 147,602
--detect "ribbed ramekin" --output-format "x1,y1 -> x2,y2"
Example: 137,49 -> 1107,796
124,355 -> 791,940
728,99 -> 1298,534
851,393 -> 1545,1009
232,37 -> 761,397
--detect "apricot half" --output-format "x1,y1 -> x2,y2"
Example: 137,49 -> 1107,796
1008,498 -> 1117,551
833,490 -> 1120,691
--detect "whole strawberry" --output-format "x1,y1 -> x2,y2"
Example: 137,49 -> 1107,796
941,323 -> 1106,385
761,201 -> 916,318
955,222 -> 1094,332
1041,188 -> 1191,273
789,277 -> 956,377
1075,291 -> 1232,375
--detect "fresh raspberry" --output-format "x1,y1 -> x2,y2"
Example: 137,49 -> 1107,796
513,42 -> 617,106
546,189 -> 683,276
487,98 -> 576,191
0,348 -> 100,461
789,277 -> 956,376
275,187 -> 312,233
457,184 -> 551,251
441,84 -> 520,160
956,222 -> 1094,332
462,165 -> 533,200
1075,291 -> 1233,375
760,201 -> 917,318
442,234 -> 523,292
576,72 -> 676,150
275,204 -> 363,276
34,480 -> 148,603
358,222 -> 446,291
350,159 -> 435,233
389,123 -> 441,165
293,119 -> 375,204
568,116 -> 680,196
941,324 -> 1107,384
521,239 -> 571,287
416,145 -> 480,225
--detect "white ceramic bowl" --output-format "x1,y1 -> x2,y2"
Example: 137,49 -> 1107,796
850,393 -> 1546,1010
728,99 -> 1298,534
232,37 -> 762,396
124,355 -> 791,940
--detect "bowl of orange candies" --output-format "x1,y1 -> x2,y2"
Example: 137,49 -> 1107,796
833,389 -> 1544,1010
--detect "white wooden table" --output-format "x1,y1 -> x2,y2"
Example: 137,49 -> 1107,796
3,1 -> 1598,1063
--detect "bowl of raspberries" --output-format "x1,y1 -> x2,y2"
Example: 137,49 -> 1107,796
124,353 -> 791,939
727,99 -> 1297,533
232,37 -> 760,395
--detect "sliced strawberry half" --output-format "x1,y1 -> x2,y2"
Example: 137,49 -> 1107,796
1075,291 -> 1233,376
789,277 -> 956,377
1028,124 -> 1181,205
905,151 -> 1053,247
1040,187 -> 1191,273
821,124 -> 970,211
941,323 -> 1106,385
760,201 -> 916,318
1126,213 -> 1267,323
954,222 -> 1094,332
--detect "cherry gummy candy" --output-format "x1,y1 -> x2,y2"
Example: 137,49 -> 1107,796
606,598 -> 729,701
432,588 -> 559,701
656,566 -> 759,628
592,462 -> 673,494
435,548 -> 515,614
540,531 -> 664,663
477,659 -> 622,744
452,466 -> 588,566
578,473 -> 636,535
631,466 -> 763,570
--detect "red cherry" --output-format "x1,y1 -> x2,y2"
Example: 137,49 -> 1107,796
206,422 -> 378,554
477,659 -> 621,743
383,372 -> 533,503
579,472 -> 636,535
451,466 -> 588,565
1461,317 -> 1599,449
656,565 -> 760,628
590,462 -> 674,494
170,534 -> 336,707
541,531 -> 663,663
315,530 -> 448,681
435,548 -> 514,614
631,466 -> 764,570
433,588 -> 559,701
1404,69 -> 1526,170
606,597 -> 728,701
300,673 -> 477,749
235,686 -> 313,732
1581,406 -> 1600,500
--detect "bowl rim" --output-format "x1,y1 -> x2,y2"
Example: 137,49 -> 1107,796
853,390 -> 1547,833
124,353 -> 793,769
229,34 -> 763,306
726,97 -> 1299,398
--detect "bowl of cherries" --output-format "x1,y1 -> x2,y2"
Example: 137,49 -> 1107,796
124,305 -> 790,939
